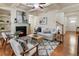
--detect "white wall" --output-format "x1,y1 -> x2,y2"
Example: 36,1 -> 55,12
34,10 -> 65,33
29,15 -> 38,33
36,10 -> 57,29
65,16 -> 77,31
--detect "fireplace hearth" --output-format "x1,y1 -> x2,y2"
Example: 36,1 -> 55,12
16,26 -> 27,37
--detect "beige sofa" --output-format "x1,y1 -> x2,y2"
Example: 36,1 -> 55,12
37,28 -> 57,41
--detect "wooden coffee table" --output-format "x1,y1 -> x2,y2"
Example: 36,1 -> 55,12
28,34 -> 44,43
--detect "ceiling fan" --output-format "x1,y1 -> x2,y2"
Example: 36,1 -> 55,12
32,3 -> 46,9
26,3 -> 51,12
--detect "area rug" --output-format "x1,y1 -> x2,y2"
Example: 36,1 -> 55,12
17,37 -> 59,56
38,40 -> 59,56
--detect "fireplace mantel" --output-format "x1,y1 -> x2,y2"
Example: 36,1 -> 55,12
15,23 -> 29,26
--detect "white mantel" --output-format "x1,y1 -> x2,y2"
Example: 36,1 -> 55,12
15,23 -> 28,26
14,23 -> 29,35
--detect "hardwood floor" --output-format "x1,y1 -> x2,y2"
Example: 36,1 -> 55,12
0,48 -> 12,56
0,31 -> 78,56
50,31 -> 77,56
0,39 -> 13,56
50,44 -> 64,56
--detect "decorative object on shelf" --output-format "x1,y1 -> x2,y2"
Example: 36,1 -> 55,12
1,27 -> 5,30
0,20 -> 4,22
14,18 -> 17,23
39,17 -> 47,25
22,12 -> 28,23
25,19 -> 28,23
22,12 -> 25,22
0,24 -> 5,30
6,20 -> 9,23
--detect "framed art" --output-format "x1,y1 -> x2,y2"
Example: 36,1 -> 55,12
39,17 -> 47,25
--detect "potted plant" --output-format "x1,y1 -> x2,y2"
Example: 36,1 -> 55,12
14,31 -> 20,39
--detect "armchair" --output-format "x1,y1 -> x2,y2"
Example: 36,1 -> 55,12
1,32 -> 9,49
9,39 -> 39,56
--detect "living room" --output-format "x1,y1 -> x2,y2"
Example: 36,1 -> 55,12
0,3 -> 79,56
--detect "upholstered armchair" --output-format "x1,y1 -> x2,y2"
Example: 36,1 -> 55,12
1,32 -> 9,50
9,39 -> 39,56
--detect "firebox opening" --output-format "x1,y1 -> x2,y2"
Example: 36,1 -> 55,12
16,26 -> 27,37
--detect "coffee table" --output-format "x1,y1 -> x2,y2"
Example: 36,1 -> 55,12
28,34 -> 44,43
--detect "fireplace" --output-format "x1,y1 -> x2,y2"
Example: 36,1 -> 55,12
16,26 -> 27,37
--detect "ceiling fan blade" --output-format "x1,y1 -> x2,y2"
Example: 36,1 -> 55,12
29,9 -> 36,12
32,6 -> 35,9
39,3 -> 46,4
39,6 -> 43,9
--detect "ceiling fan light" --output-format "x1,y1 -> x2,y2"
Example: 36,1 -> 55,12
34,4 -> 39,9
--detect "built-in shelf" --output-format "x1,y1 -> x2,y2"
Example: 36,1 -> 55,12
0,15 -> 11,32
14,23 -> 28,24
0,23 -> 11,25
0,30 -> 10,32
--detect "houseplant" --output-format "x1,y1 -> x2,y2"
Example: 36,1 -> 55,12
14,31 -> 20,39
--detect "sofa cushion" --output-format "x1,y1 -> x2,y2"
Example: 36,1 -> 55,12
38,32 -> 52,37
43,28 -> 51,34
43,31 -> 51,34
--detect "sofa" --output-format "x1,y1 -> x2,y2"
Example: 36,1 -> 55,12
37,27 -> 57,41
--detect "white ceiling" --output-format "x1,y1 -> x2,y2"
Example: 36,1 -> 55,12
0,3 -> 79,16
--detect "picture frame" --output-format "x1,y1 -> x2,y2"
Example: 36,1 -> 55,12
39,17 -> 47,25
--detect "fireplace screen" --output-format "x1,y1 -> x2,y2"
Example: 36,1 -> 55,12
16,26 -> 27,37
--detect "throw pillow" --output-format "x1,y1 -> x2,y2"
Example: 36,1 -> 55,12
43,28 -> 51,33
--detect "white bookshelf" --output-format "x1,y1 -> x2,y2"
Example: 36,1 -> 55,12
0,15 -> 11,32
